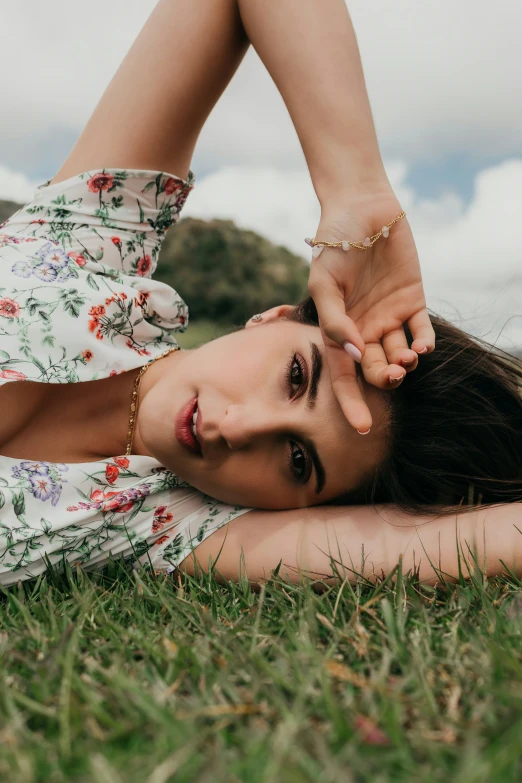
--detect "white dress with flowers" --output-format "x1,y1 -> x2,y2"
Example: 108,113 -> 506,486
0,168 -> 251,585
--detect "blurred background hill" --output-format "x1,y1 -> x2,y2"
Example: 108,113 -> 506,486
0,199 -> 21,224
0,199 -> 309,348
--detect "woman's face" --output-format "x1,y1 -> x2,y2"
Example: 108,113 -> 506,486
135,307 -> 391,509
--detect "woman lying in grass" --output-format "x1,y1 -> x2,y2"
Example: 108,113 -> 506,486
0,0 -> 520,587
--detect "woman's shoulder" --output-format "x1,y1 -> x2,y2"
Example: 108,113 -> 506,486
1,167 -> 195,277
0,168 -> 195,386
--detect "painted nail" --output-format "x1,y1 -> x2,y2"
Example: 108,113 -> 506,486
401,358 -> 414,367
417,347 -> 428,354
343,342 -> 362,363
357,428 -> 371,435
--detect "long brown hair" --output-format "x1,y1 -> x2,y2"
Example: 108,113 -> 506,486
287,297 -> 522,516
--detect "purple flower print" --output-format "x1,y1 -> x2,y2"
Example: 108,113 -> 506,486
33,263 -> 58,282
11,260 -> 32,278
30,472 -> 58,503
20,461 -> 51,475
11,461 -> 68,507
36,242 -> 69,268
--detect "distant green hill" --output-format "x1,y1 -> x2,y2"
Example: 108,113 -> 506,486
156,216 -> 308,324
0,200 -> 308,323
0,198 -> 21,225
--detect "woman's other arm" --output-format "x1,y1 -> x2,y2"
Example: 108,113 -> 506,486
179,503 -> 522,585
51,0 -> 249,185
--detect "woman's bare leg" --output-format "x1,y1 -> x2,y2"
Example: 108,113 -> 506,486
51,0 -> 249,185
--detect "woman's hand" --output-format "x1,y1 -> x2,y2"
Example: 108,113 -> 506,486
307,190 -> 435,433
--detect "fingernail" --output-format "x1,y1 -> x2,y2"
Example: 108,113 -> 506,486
357,428 -> 371,435
401,358 -> 414,367
389,375 -> 404,384
343,342 -> 362,363
417,347 -> 428,354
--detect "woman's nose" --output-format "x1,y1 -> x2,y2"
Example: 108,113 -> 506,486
219,403 -> 285,450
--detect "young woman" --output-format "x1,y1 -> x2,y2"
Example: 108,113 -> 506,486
0,0 -> 520,587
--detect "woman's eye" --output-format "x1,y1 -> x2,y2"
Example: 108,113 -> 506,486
289,441 -> 310,484
288,354 -> 305,397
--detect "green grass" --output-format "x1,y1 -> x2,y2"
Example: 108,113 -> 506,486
175,320 -> 235,350
1,559 -> 522,782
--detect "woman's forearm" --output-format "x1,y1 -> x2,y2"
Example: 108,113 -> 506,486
180,502 -> 522,586
237,0 -> 391,207
52,0 -> 249,184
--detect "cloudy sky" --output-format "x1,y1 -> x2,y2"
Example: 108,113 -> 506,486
2,0 -> 521,347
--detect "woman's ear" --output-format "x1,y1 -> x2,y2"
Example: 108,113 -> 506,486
245,304 -> 295,328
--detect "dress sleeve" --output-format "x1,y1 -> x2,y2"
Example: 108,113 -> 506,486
1,168 -> 195,280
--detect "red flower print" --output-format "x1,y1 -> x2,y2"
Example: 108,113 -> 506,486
95,331 -> 104,341
90,489 -> 107,504
105,296 -> 115,306
125,339 -> 151,357
164,177 -> 181,196
105,464 -> 120,485
136,255 -> 152,276
0,298 -> 20,319
110,370 -> 118,377
82,350 -> 93,362
89,488 -> 133,514
178,315 -> 186,325
113,456 -> 130,468
119,292 -> 127,300
0,368 -> 27,381
152,505 -> 174,534
87,173 -> 115,193
111,236 -> 122,247
89,305 -> 106,317
68,252 -> 87,267
30,219 -> 46,225
154,535 -> 170,547
135,291 -> 150,309
152,517 -> 165,534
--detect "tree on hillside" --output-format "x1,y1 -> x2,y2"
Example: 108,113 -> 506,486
0,199 -> 22,225
156,217 -> 308,324
0,201 -> 309,323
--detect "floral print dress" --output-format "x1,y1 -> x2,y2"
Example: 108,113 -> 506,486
0,168 -> 251,585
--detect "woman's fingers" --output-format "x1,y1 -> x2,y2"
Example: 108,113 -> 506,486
408,309 -> 436,354
308,265 -> 365,359
361,341 -> 406,389
323,339 -> 373,432
381,328 -> 418,372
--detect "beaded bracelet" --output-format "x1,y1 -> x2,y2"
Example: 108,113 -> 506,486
305,210 -> 406,258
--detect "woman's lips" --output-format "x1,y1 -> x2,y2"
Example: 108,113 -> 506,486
174,397 -> 202,456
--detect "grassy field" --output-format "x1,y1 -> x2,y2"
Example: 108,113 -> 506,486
1,559 -> 522,782
2,319 -> 521,781
175,321 -> 235,350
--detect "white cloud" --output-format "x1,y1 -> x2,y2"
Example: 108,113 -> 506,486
185,158 -> 522,284
184,157 -> 522,349
0,165 -> 40,203
1,0 -> 521,170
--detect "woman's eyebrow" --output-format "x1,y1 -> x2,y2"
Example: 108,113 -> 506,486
306,341 -> 323,411
305,341 -> 326,494
304,436 -> 326,495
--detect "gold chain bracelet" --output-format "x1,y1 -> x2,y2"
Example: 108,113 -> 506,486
305,210 -> 406,258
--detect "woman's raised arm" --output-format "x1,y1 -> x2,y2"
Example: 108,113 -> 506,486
179,502 -> 522,586
237,0 -> 435,434
51,0 -> 249,185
